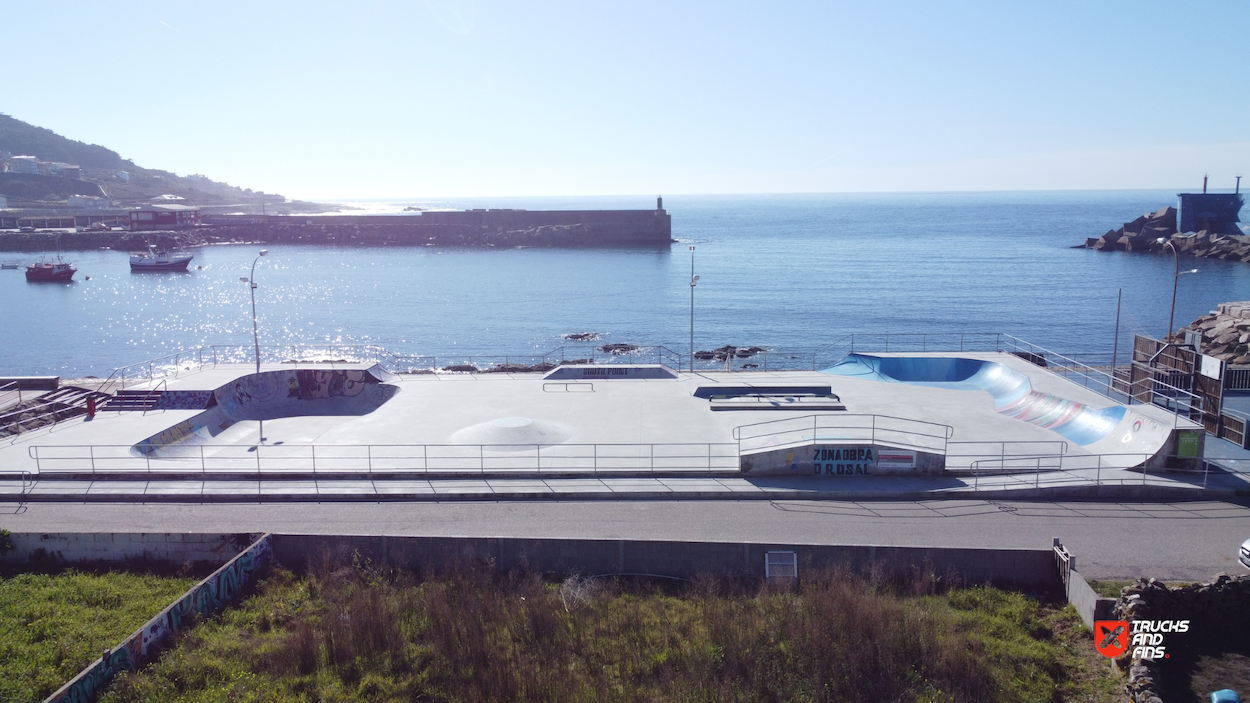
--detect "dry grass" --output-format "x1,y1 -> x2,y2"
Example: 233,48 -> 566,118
102,556 -> 1121,702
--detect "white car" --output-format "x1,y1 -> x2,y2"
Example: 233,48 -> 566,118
1241,538 -> 1250,570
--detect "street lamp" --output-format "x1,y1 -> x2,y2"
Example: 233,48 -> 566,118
689,245 -> 699,373
240,250 -> 268,445
240,250 -> 268,373
1156,238 -> 1198,339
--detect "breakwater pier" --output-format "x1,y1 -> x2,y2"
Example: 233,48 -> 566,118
0,201 -> 674,250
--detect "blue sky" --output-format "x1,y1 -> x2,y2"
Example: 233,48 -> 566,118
4,1 -> 1247,199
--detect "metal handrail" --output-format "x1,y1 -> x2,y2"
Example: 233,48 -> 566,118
733,413 -> 955,441
1,389 -> 99,440
945,440 -> 1068,470
0,381 -> 21,410
965,452 -> 1207,490
140,380 -> 168,416
0,469 -> 33,494
28,442 -> 741,476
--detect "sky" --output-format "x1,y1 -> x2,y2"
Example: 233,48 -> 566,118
2,0 -> 1247,200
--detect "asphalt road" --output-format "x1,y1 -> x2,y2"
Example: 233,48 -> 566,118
4,498 -> 1248,581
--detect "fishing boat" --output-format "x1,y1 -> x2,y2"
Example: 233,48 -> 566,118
130,244 -> 194,272
25,258 -> 76,282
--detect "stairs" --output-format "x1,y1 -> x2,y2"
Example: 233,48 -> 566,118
0,386 -> 113,438
103,389 -> 165,412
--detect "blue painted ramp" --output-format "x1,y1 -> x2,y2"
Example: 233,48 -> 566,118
825,354 -> 1126,446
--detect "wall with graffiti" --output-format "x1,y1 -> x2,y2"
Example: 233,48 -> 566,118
152,390 -> 215,411
45,534 -> 272,703
133,365 -> 399,456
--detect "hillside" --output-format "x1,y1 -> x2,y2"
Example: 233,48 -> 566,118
0,114 -> 127,170
0,114 -> 333,212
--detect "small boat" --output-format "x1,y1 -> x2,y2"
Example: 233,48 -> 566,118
0,263 -> 19,270
130,244 -> 194,272
26,258 -> 77,282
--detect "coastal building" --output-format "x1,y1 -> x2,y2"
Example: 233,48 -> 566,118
116,171 -> 130,182
0,195 -> 7,209
129,203 -> 200,230
16,215 -> 76,229
9,156 -> 39,174
47,163 -> 81,179
68,194 -> 110,209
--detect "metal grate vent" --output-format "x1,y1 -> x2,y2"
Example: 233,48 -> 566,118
765,550 -> 798,583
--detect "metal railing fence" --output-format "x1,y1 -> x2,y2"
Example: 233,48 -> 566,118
733,414 -> 955,455
968,453 -> 1211,490
28,442 -> 740,476
993,335 -> 1206,429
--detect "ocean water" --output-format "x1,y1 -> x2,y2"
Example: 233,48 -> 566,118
2,190 -> 1247,378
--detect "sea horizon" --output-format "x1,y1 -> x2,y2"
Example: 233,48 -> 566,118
2,190 -> 1247,378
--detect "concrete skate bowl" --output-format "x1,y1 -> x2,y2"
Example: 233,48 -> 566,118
823,355 -> 1179,470
134,366 -> 399,456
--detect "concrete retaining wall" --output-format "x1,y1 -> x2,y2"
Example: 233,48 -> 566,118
1066,568 -> 1116,629
2,533 -> 1058,587
3,532 -> 256,567
269,534 -> 1059,587
740,445 -> 946,477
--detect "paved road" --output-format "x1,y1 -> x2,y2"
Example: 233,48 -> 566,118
3,498 -> 1248,581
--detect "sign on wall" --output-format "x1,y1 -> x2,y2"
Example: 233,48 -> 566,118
1176,430 -> 1202,458
1200,354 -> 1223,381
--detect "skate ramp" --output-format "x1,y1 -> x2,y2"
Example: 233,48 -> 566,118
825,354 -> 1127,447
134,365 -> 399,455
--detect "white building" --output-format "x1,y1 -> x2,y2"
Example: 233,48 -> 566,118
68,194 -> 110,209
116,171 -> 130,182
9,156 -> 39,174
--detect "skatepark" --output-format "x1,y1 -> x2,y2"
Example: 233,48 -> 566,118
1,347 -> 1239,502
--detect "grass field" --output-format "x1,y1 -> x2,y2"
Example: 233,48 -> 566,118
101,557 -> 1123,703
0,569 -> 199,701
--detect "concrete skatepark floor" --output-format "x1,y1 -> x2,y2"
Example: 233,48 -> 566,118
0,353 -> 1243,503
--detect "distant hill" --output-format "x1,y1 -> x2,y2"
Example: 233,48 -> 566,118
0,173 -> 106,201
0,113 -> 128,170
0,113 -> 332,212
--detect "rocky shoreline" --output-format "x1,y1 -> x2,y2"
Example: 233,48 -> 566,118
1168,301 -> 1250,362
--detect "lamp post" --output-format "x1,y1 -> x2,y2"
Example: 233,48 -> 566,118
240,250 -> 268,445
240,250 -> 268,373
689,246 -> 699,373
1156,238 -> 1198,339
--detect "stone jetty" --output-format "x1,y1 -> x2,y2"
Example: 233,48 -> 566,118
1078,189 -> 1248,262
0,205 -> 675,251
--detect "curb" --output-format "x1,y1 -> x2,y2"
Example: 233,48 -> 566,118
5,485 -> 1240,503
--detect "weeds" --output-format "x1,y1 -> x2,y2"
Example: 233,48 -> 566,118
103,560 -> 1114,702
0,570 -> 198,701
